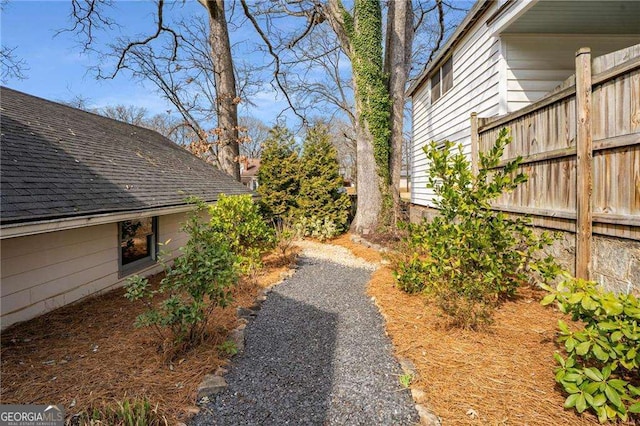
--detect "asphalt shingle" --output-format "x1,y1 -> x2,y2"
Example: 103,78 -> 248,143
0,87 -> 252,225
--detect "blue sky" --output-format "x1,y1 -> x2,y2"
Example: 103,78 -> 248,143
1,0 -> 291,125
2,1 -> 471,129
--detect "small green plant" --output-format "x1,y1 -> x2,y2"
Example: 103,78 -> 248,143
78,398 -> 167,425
542,277 -> 640,423
293,216 -> 340,241
218,340 -> 238,356
208,194 -> 275,274
394,129 -> 558,328
125,199 -> 238,355
273,218 -> 296,260
399,373 -> 413,388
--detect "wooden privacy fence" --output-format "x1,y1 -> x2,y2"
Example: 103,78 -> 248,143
471,44 -> 640,280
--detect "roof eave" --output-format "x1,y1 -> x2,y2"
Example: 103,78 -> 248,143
0,204 -> 196,240
0,191 -> 259,240
407,0 -> 493,97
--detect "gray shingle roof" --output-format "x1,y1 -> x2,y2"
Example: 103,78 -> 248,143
1,87 -> 252,225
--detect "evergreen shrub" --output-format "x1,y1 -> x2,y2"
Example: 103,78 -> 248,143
394,129 -> 558,328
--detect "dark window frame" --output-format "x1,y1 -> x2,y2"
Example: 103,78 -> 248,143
118,216 -> 158,277
430,56 -> 454,104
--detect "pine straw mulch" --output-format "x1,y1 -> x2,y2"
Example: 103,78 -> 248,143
0,249 -> 299,424
330,234 -> 605,426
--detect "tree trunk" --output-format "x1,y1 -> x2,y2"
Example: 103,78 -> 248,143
204,0 -> 240,181
384,0 -> 413,224
352,118 -> 383,235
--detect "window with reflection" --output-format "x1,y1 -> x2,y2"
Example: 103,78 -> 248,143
119,217 -> 157,273
431,56 -> 454,104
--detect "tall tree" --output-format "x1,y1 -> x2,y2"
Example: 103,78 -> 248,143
385,0 -> 414,221
242,0 -> 461,234
67,0 -> 242,180
201,0 -> 240,180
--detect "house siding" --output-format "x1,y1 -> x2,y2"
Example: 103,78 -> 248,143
411,0 -> 640,209
0,212 -> 189,329
412,1 -> 505,207
504,34 -> 640,111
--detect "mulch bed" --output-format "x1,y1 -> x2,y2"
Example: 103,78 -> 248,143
331,234 -> 604,425
0,251 -> 297,423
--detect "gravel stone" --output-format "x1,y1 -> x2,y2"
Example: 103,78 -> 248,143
191,250 -> 417,425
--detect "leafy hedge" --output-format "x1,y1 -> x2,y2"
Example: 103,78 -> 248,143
208,194 -> 275,274
542,278 -> 640,422
124,195 -> 274,355
125,199 -> 238,355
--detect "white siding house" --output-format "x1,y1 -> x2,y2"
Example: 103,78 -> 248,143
408,0 -> 640,209
0,88 -> 252,328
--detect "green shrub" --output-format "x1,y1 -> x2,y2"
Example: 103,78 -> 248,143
125,199 -> 238,354
218,340 -> 238,356
208,194 -> 275,274
273,218 -> 296,260
394,129 -> 557,328
542,278 -> 640,423
295,124 -> 351,233
256,126 -> 300,220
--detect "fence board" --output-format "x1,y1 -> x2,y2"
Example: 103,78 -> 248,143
475,44 -> 640,255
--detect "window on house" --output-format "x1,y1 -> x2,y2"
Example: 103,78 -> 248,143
119,217 -> 158,274
431,56 -> 454,104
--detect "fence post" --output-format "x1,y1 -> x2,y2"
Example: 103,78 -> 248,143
470,112 -> 479,175
575,47 -> 593,280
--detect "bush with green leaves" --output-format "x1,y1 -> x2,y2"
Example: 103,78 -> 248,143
208,194 -> 275,274
125,199 -> 238,354
295,124 -> 351,233
256,126 -> 300,221
293,216 -> 340,242
542,277 -> 640,422
394,128 -> 557,328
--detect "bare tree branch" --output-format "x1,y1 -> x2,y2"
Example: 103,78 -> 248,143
109,0 -> 181,78
424,0 -> 445,69
60,0 -> 117,50
0,45 -> 28,82
240,0 -> 308,125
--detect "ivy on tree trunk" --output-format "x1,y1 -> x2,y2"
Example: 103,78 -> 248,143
327,0 -> 393,234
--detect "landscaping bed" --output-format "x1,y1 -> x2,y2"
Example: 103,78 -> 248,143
0,251 -> 296,424
331,234 -> 602,425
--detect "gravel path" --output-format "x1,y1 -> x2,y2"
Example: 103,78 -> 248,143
191,243 -> 418,426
